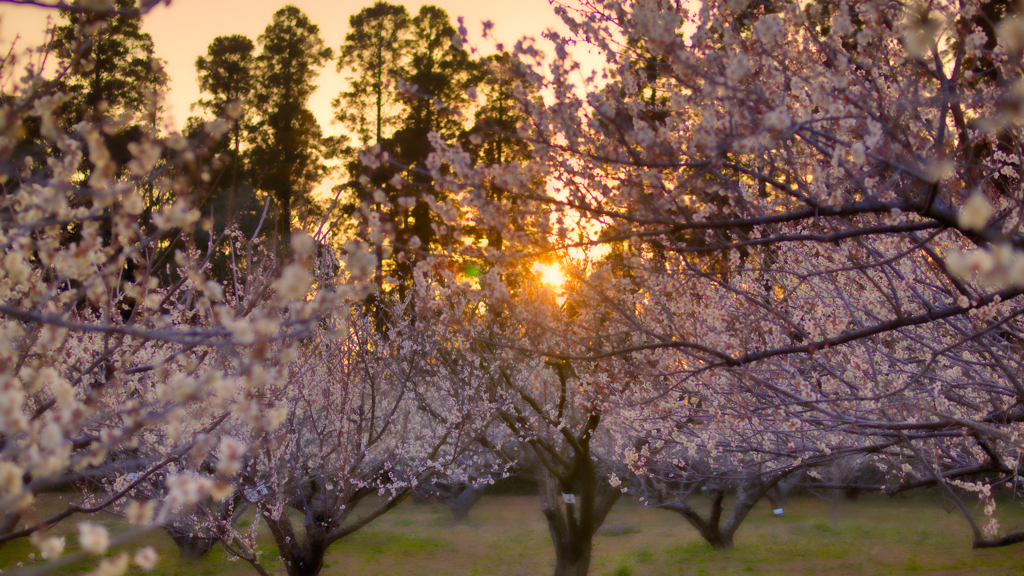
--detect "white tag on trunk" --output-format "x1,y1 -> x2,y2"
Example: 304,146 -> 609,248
773,508 -> 784,515
562,493 -> 576,504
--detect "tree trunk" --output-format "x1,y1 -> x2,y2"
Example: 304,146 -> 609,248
167,531 -> 217,561
276,187 -> 292,261
552,538 -> 592,576
0,511 -> 23,552
538,466 -> 619,576
230,124 -> 240,223
411,487 -> 431,505
699,527 -> 734,549
543,503 -> 594,576
831,489 -> 840,527
435,484 -> 485,521
660,473 -> 794,549
766,471 -> 802,513
264,510 -> 328,576
664,489 -> 737,549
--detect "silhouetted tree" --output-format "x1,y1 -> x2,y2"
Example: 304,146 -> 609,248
48,0 -> 165,183
334,1 -> 412,147
249,5 -> 333,257
195,34 -> 256,223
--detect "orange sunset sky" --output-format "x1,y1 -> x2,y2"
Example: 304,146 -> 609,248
0,0 -> 597,137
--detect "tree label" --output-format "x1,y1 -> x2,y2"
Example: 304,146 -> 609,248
562,493 -> 576,504
244,482 -> 269,502
773,508 -> 784,515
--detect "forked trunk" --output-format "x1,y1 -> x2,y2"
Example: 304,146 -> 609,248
283,550 -> 325,576
411,487 -> 431,505
657,473 -> 798,549
831,489 -> 840,527
698,526 -> 734,549
436,484 -> 486,521
264,510 -> 328,576
0,511 -> 22,552
167,532 -> 217,561
662,486 -> 758,549
766,471 -> 802,513
539,468 -> 619,576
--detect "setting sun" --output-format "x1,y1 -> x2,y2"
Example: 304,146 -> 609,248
533,262 -> 565,288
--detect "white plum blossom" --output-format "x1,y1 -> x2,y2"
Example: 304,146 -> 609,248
77,522 -> 109,555
125,500 -> 156,526
997,12 -> 1024,52
203,118 -> 231,138
753,15 -> 785,47
763,108 -> 791,131
166,133 -> 189,151
90,552 -> 128,576
126,138 -> 161,176
290,231 -> 316,259
152,199 -> 200,231
134,547 -> 158,570
216,437 -> 246,476
225,99 -> 245,120
30,532 -> 65,559
273,263 -> 312,301
850,142 -> 866,165
958,193 -> 994,231
725,54 -> 749,85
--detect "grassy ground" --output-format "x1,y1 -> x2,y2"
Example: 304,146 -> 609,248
3,492 -> 1024,576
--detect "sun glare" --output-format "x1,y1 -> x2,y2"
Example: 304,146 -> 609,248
533,263 -> 565,288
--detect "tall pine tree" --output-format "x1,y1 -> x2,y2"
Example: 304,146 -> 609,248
49,0 -> 165,184
333,1 -> 412,147
195,34 -> 256,224
336,4 -> 478,294
249,5 -> 333,257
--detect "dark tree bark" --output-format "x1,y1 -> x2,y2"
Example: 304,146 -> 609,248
974,531 -> 1024,548
163,495 -> 247,561
533,439 -> 620,576
658,473 -> 794,549
430,482 -> 486,521
411,486 -> 432,505
258,487 -> 410,576
264,506 -> 329,576
765,471 -> 802,513
541,472 -> 619,576
165,530 -> 217,561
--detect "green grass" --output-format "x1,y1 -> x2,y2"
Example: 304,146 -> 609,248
4,493 -> 1024,575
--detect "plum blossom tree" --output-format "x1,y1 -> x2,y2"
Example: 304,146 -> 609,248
199,300 -> 489,576
603,350 -> 852,549
0,4 -> 377,576
616,406 -> 813,549
415,264 -> 629,576
415,436 -> 516,521
397,0 -> 1024,553
12,2 -> 1024,576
